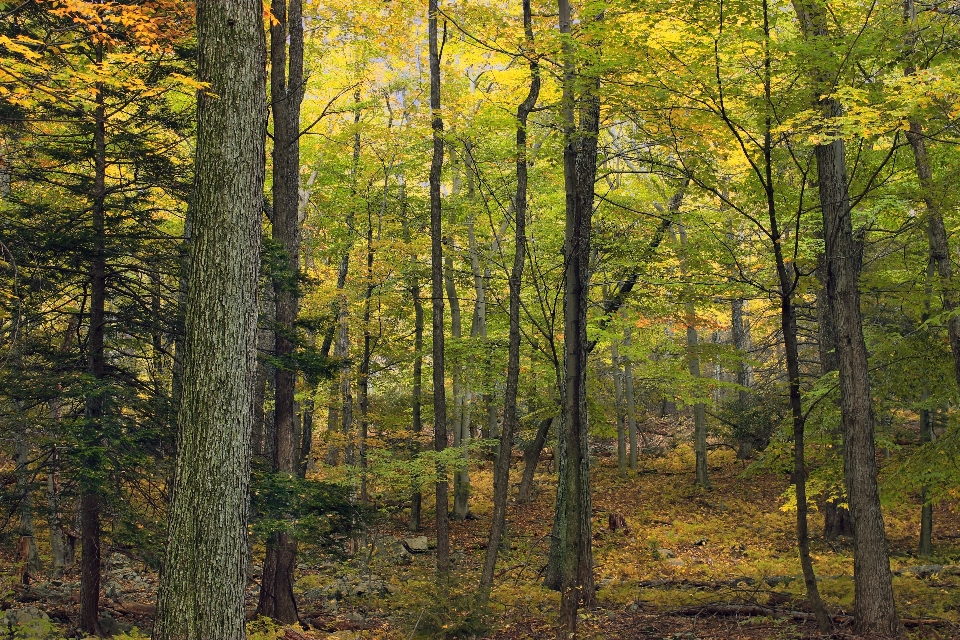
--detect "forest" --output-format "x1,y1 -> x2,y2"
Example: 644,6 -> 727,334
3,0 -> 960,638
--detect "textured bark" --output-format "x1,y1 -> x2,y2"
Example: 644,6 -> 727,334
548,3 -> 600,634
791,5 -> 903,635
153,0 -> 266,636
428,0 -> 450,584
480,6 -> 539,595
257,0 -> 305,622
919,405 -> 933,556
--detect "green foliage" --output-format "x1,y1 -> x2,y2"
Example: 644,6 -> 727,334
249,469 -> 363,549
397,579 -> 489,640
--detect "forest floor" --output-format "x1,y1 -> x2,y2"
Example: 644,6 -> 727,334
4,416 -> 960,639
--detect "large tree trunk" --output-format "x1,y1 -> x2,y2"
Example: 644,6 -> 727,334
548,3 -> 600,634
791,5 -> 903,635
428,0 -> 450,585
258,0 -> 305,623
480,4 -> 540,596
154,0 -> 266,636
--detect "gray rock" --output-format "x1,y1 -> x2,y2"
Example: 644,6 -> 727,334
764,575 -> 796,587
656,548 -> 675,559
104,580 -> 123,599
899,564 -> 944,578
404,536 -> 430,553
2,607 -> 56,639
666,558 -> 685,567
106,552 -> 131,568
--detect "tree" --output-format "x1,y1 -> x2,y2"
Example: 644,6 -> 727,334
480,0 -> 540,598
427,0 -> 451,585
547,1 -> 601,634
258,0 -> 307,623
153,0 -> 267,636
791,1 -> 904,636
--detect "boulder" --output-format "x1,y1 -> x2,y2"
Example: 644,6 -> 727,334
403,536 -> 430,553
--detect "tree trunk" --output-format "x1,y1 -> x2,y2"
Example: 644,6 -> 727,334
677,221 -> 710,489
518,415 -> 554,504
154,0 -> 266,636
428,0 -> 450,585
480,5 -> 539,595
903,0 -> 955,557
446,215 -> 469,520
612,339 -> 627,477
791,5 -> 903,635
14,433 -> 41,584
47,449 -> 71,578
80,55 -> 107,635
548,3 -> 600,634
623,314 -> 639,472
258,0 -> 305,623
401,200 -> 425,532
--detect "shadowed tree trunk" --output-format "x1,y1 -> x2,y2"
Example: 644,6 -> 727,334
428,0 -> 450,585
547,3 -> 601,635
258,0 -> 306,623
517,415 -> 554,504
792,3 -> 903,635
479,3 -> 539,596
154,0 -> 266,636
80,54 -> 107,634
401,193 -> 426,532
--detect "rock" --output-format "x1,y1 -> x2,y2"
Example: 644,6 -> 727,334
301,587 -> 326,602
106,552 -> 131,568
323,598 -> 339,613
763,575 -> 796,587
656,548 -> 675,559
693,538 -> 708,546
665,558 -> 685,567
403,536 -> 430,553
104,580 -> 123,599
2,607 -> 56,639
627,602 -> 640,612
899,564 -> 944,578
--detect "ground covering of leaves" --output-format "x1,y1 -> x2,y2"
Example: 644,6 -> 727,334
3,417 -> 960,639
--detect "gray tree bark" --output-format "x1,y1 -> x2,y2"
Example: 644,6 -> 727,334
154,0 -> 266,636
